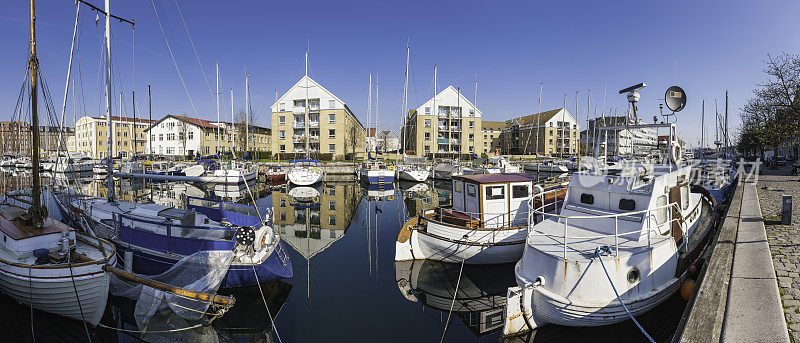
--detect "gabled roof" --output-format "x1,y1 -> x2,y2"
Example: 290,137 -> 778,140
271,75 -> 345,111
505,108 -> 565,128
414,85 -> 482,117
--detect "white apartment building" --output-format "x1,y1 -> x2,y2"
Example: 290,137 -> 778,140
145,115 -> 271,157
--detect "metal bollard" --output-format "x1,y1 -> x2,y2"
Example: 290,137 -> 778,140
782,195 -> 793,225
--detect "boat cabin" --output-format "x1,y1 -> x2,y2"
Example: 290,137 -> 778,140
450,173 -> 537,228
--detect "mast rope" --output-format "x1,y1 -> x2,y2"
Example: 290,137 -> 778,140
172,0 -> 215,104
149,0 -> 198,117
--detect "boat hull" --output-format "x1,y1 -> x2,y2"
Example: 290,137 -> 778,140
0,252 -> 115,325
398,169 -> 429,182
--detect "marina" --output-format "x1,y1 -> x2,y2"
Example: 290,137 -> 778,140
0,0 -> 797,342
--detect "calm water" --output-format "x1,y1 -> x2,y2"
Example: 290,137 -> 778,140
0,169 -> 687,342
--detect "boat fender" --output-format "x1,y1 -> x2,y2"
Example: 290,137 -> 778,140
259,229 -> 274,249
680,279 -> 695,301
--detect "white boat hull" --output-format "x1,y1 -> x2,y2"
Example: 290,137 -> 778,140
288,167 -> 323,186
0,267 -> 111,325
398,169 -> 429,182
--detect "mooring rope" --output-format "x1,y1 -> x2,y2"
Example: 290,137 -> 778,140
439,259 -> 465,343
68,255 -> 93,343
251,264 -> 283,343
595,248 -> 655,343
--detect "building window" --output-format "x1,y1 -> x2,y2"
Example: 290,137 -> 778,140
424,119 -> 431,128
329,144 -> 335,153
188,131 -> 194,140
424,145 -> 430,154
279,116 -> 285,124
425,107 -> 431,114
279,144 -> 286,152
329,114 -> 335,123
469,121 -> 474,129
329,201 -> 335,210
279,103 -> 285,111
469,109 -> 475,114
424,132 -> 431,141
279,130 -> 285,139
329,129 -> 335,138
469,133 -> 474,141
328,100 -> 335,108
329,215 -> 336,225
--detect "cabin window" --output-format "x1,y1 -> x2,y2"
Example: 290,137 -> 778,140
454,182 -> 463,193
619,199 -> 636,211
486,186 -> 505,200
467,184 -> 476,197
681,186 -> 689,210
656,195 -> 668,224
580,193 -> 594,204
512,185 -> 529,199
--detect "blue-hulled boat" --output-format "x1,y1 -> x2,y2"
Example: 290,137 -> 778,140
57,195 -> 292,288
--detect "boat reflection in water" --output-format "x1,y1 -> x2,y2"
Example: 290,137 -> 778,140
394,260 -> 515,337
274,182 -> 362,297
106,280 -> 292,342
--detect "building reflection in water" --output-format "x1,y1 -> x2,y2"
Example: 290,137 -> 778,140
273,181 -> 362,298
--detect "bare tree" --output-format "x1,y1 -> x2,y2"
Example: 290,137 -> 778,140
346,124 -> 359,164
739,53 -> 800,158
234,108 -> 258,154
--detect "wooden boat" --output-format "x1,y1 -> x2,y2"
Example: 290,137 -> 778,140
395,173 -> 566,264
0,204 -> 116,325
0,0 -> 115,325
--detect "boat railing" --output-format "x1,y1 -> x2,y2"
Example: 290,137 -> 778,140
422,191 -> 565,229
526,190 -> 690,258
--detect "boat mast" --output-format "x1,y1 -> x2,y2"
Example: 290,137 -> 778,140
275,89 -> 279,163
147,84 -> 151,155
304,49 -> 310,159
376,74 -> 379,165
28,0 -> 46,224
473,75 -> 478,158
57,2 -> 81,163
367,73 -> 371,162
401,44 -> 409,162
701,99 -> 704,157
432,65 -> 437,162
103,0 -> 115,202
724,91 -> 729,155
245,73 -> 250,154
215,62 -> 220,155
230,89 -> 235,158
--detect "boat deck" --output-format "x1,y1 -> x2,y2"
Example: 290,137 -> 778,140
0,206 -> 72,240
527,218 -> 673,260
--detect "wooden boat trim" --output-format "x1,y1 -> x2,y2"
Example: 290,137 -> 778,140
102,264 -> 235,307
417,229 -> 527,247
0,232 -> 115,269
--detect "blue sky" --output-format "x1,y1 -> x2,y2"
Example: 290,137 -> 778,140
1,0 -> 798,147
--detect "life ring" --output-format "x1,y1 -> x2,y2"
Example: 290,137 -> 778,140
388,195 -> 394,201
313,196 -> 320,203
312,167 -> 320,174
389,165 -> 394,171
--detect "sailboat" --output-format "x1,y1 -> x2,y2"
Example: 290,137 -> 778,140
503,84 -> 718,336
396,44 -> 430,183
0,0 -> 116,325
287,50 -> 324,186
359,74 -> 396,184
56,0 -> 291,288
214,72 -> 258,185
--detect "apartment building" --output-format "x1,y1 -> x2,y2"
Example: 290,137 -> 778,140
74,115 -> 154,159
582,116 -> 659,155
403,86 -> 483,156
0,122 -> 74,156
145,115 -> 270,157
502,108 -> 579,156
271,76 -> 365,159
480,121 -> 505,155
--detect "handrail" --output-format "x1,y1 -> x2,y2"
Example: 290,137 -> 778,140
526,187 -> 699,258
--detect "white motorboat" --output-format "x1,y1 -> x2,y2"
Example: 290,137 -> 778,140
504,84 -> 718,336
15,156 -> 32,169
523,161 -> 568,173
52,154 -> 94,173
397,164 -> 430,182
213,162 -> 257,184
396,173 -> 566,264
287,159 -> 323,186
0,156 -> 17,168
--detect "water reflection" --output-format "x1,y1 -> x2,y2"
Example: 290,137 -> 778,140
395,260 -> 515,337
274,182 -> 362,298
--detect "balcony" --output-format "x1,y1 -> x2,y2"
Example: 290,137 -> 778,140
293,136 -> 306,143
293,121 -> 320,128
437,138 -> 449,144
292,107 -> 306,115
309,136 -> 320,142
450,139 -> 460,145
